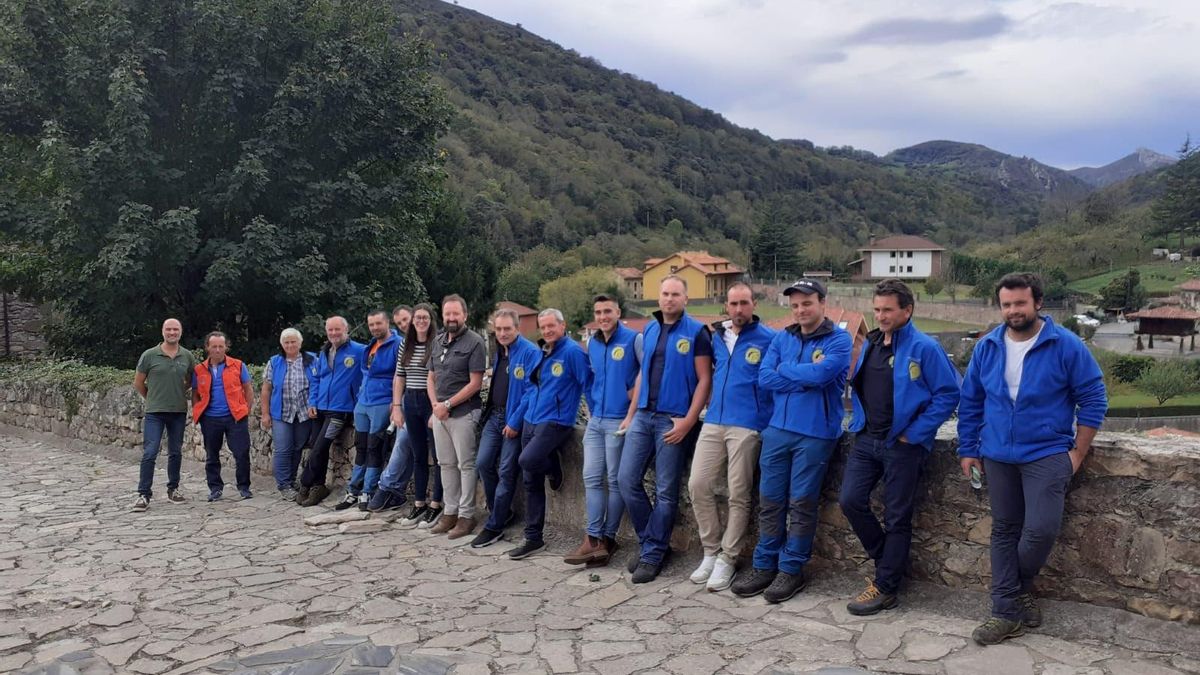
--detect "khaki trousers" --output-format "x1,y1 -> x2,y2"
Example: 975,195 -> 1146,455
687,422 -> 761,563
433,411 -> 480,518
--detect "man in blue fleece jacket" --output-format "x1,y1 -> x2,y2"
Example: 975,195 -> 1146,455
842,279 -> 961,615
505,308 -> 592,561
733,278 -> 851,603
958,272 -> 1107,646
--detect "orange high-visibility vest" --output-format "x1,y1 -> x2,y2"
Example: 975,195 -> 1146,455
192,356 -> 249,423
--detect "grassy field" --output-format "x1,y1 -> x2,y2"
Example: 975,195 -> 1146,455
1069,261 -> 1198,295
1104,380 -> 1200,408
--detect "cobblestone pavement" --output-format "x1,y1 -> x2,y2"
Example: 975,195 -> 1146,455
1,429 -> 1198,675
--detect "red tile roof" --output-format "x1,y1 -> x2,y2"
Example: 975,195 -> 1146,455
1128,307 -> 1200,320
614,267 -> 643,280
858,235 -> 945,252
1177,278 -> 1200,292
496,301 -> 538,317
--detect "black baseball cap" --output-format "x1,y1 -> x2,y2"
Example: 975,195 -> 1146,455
783,279 -> 827,298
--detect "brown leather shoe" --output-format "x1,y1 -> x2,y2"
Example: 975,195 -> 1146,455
429,514 -> 458,534
564,535 -> 608,565
447,517 -> 476,540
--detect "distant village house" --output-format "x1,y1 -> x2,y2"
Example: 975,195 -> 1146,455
619,251 -> 745,301
849,235 -> 945,281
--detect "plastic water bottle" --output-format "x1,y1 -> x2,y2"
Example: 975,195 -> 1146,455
386,422 -> 396,434
969,465 -> 983,490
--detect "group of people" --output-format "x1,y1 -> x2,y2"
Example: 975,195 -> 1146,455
132,272 -> 1106,647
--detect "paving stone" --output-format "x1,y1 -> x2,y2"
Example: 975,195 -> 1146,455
943,644 -> 1034,675
856,622 -> 907,659
901,632 -> 965,661
1106,659 -> 1188,675
858,660 -> 941,675
126,658 -> 174,674
94,640 -> 147,667
581,640 -> 644,662
169,640 -> 236,663
662,653 -> 726,674
227,603 -> 306,628
238,642 -> 351,667
350,645 -> 395,667
229,624 -> 304,647
497,633 -> 536,654
277,657 -> 344,675
536,641 -> 576,674
89,605 -> 136,628
1040,666 -> 1104,675
1019,633 -> 1111,666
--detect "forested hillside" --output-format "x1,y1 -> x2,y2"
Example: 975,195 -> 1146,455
391,0 -> 1067,273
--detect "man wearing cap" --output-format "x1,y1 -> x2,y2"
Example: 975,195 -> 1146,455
687,282 -> 776,591
732,278 -> 851,603
618,274 -> 713,583
297,316 -> 366,507
841,279 -> 961,614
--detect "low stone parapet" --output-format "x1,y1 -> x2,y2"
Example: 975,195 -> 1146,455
1,372 -> 1196,624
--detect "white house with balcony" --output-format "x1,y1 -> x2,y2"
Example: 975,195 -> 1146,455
849,235 -> 946,281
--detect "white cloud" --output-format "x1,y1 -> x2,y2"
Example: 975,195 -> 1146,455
453,0 -> 1200,166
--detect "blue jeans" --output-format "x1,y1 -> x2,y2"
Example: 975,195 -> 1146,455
838,435 -> 926,594
583,416 -> 626,539
199,415 -> 252,492
752,426 -> 837,575
986,452 -> 1073,620
271,418 -> 312,490
618,411 -> 689,566
519,421 -> 574,543
350,402 -> 391,495
138,412 -> 186,498
478,409 -> 522,515
378,425 -> 412,493
403,390 -> 442,504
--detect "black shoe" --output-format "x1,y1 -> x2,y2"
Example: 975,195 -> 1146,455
731,568 -> 777,598
763,570 -> 807,604
356,494 -> 369,511
417,505 -> 443,529
398,504 -> 428,527
627,554 -> 640,574
166,489 -> 185,504
294,486 -> 310,505
302,484 -> 330,507
1017,593 -> 1042,628
847,579 -> 898,616
507,539 -> 545,560
471,528 -> 504,549
368,489 -> 407,513
972,617 -> 1024,646
333,493 -> 358,511
631,561 -> 662,584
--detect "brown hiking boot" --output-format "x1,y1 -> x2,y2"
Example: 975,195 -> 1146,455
564,535 -> 608,565
447,517 -> 476,540
301,485 -> 330,507
429,514 -> 458,535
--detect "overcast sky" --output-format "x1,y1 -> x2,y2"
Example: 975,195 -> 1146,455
453,0 -> 1198,169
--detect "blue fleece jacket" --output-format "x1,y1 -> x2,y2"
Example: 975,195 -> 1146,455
268,352 -> 318,421
957,315 -> 1107,463
522,337 -> 593,426
358,330 -> 402,407
706,317 -> 776,431
849,320 -> 961,450
758,318 -> 852,440
494,335 -> 542,431
308,339 -> 366,413
587,323 -> 641,419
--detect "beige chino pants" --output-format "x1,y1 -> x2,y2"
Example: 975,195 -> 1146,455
433,411 -> 480,519
687,422 -> 761,564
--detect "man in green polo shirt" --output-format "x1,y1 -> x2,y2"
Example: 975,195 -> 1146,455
133,318 -> 197,512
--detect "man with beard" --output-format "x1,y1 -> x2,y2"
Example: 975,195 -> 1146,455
334,310 -> 401,510
958,272 -> 1106,645
132,318 -> 197,511
297,316 -> 366,507
687,283 -> 776,591
427,294 -> 488,539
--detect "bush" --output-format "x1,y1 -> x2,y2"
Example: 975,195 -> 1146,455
1111,354 -> 1156,383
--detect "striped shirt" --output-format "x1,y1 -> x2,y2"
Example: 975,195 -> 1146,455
396,341 -> 430,390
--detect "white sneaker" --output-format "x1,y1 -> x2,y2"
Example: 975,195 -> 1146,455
706,558 -> 736,592
689,555 -> 717,584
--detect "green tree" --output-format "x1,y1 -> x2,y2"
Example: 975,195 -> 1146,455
0,0 -> 451,364
1098,269 -> 1148,313
419,193 -> 501,328
1150,138 -> 1200,250
538,267 -> 623,330
497,262 -> 543,308
923,277 -> 944,299
1135,359 -> 1200,405
749,201 -> 800,282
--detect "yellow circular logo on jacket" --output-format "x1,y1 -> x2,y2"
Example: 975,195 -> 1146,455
908,361 -> 921,381
343,357 -> 355,368
310,366 -> 318,376
675,338 -> 691,354
811,348 -> 824,362
513,366 -> 525,380
745,347 -> 762,365
612,346 -> 626,361
551,362 -> 564,377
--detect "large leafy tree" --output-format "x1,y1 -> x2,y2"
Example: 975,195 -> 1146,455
0,0 -> 452,364
1149,138 -> 1200,250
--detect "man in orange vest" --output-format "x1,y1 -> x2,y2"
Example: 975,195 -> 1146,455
192,331 -> 256,501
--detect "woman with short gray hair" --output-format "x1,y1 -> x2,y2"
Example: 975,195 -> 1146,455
261,328 -> 318,499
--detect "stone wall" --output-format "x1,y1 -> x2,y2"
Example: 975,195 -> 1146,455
826,292 -> 1072,326
1,293 -> 47,358
1,375 -> 1197,625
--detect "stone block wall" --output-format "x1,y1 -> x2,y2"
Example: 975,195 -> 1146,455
1,375 -> 1197,624
1,294 -> 47,358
